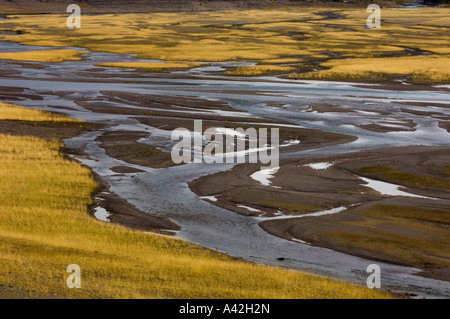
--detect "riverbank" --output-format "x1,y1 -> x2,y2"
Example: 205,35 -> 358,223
0,102 -> 394,298
0,0 -> 409,14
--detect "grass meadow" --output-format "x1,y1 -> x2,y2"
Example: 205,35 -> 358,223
0,49 -> 88,62
0,7 -> 449,81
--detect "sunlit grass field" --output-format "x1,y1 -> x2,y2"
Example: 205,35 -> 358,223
0,7 -> 449,81
0,103 -> 81,122
290,56 -> 450,82
0,49 -> 88,62
224,64 -> 295,76
0,104 -> 393,298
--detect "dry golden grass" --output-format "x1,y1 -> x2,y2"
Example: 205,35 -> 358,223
1,8 -> 449,81
291,56 -> 450,82
224,64 -> 295,76
0,104 -> 392,298
261,58 -> 303,64
0,102 -> 81,122
0,49 -> 88,62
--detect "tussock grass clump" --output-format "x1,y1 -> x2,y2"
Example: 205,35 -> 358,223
0,49 -> 88,62
224,65 -> 295,76
0,102 -> 81,122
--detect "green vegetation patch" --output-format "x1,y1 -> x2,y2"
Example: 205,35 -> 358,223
330,205 -> 450,269
225,65 -> 295,76
443,166 -> 450,176
257,200 -> 321,215
360,166 -> 450,191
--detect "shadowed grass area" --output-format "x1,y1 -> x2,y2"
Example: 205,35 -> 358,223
443,166 -> 450,176
0,49 -> 88,62
257,200 -> 320,215
319,205 -> 450,270
268,204 -> 450,277
0,104 -> 393,298
359,166 -> 450,191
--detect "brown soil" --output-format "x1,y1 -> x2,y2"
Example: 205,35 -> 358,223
110,165 -> 146,174
78,101 -> 267,123
135,116 -> 304,133
90,175 -> 180,235
139,115 -> 356,149
0,69 -> 20,78
95,130 -> 175,169
259,199 -> 450,281
399,102 -> 450,109
0,0 -> 389,14
73,91 -> 304,131
190,145 -> 450,281
307,103 -> 355,113
400,108 -> 443,117
0,86 -> 44,102
0,119 -> 100,140
440,121 -> 450,133
352,82 -> 450,92
100,91 -> 240,112
357,122 -> 415,133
